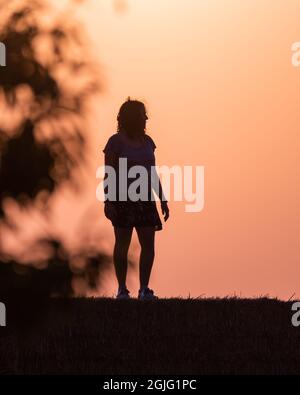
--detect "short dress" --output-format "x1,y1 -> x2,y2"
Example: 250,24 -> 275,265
102,132 -> 163,231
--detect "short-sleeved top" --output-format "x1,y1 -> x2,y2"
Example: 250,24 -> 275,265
102,133 -> 157,201
103,132 -> 156,162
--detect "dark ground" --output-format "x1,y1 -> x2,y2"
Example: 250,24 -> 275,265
0,297 -> 299,375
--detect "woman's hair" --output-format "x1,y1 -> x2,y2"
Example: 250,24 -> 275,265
117,98 -> 148,139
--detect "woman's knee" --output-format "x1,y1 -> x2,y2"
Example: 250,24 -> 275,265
113,227 -> 133,255
113,242 -> 129,259
140,243 -> 155,258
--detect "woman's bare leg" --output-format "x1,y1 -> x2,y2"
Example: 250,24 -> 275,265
113,227 -> 133,288
136,226 -> 156,288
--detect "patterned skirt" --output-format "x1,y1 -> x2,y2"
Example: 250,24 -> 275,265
110,200 -> 163,231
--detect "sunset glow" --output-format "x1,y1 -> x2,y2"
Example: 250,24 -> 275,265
2,0 -> 300,299
79,0 -> 300,299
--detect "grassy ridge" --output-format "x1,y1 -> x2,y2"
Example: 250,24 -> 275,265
0,297 -> 299,375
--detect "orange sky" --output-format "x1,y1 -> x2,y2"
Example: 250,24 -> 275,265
74,0 -> 300,299
5,0 -> 298,299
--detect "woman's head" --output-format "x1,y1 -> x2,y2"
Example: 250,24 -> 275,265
117,98 -> 148,139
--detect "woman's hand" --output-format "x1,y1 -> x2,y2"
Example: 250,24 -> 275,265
104,201 -> 118,221
161,201 -> 169,222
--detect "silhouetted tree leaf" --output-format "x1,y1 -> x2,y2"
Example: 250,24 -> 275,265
0,0 -> 105,299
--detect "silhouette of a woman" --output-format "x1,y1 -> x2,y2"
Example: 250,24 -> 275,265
103,98 -> 169,300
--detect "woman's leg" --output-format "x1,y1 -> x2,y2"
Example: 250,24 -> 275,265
113,226 -> 133,288
136,226 -> 156,288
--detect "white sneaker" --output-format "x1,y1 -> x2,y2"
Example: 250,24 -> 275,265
138,287 -> 158,301
116,287 -> 130,300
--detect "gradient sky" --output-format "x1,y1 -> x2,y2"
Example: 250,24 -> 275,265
75,0 -> 300,299
5,0 -> 298,299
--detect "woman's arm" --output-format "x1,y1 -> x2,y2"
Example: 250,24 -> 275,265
151,158 -> 170,222
104,150 -> 118,170
103,150 -> 118,220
